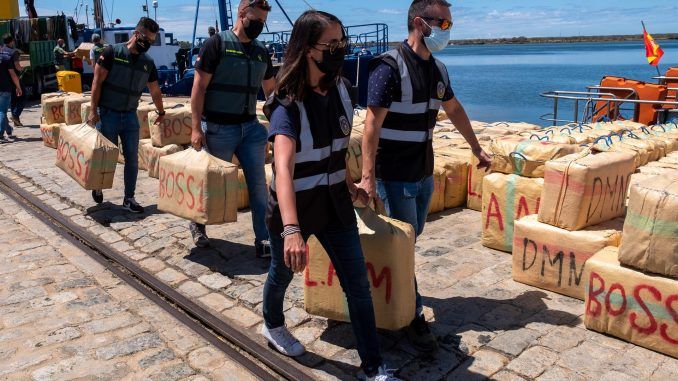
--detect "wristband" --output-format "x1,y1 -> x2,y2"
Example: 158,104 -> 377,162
281,224 -> 301,238
156,110 -> 166,116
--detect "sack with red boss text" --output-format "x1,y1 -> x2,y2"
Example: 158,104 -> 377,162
157,149 -> 239,225
55,124 -> 118,190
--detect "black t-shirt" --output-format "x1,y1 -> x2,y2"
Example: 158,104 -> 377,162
195,34 -> 275,124
0,52 -> 14,92
98,45 -> 159,83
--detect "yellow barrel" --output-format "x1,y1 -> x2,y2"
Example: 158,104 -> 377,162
0,1 -> 20,19
56,71 -> 82,93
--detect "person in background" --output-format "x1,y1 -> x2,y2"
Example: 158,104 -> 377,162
53,39 -> 74,71
89,34 -> 106,68
208,26 -> 216,37
0,34 -> 22,142
261,10 -> 399,381
2,35 -> 25,127
189,0 -> 274,257
358,0 -> 492,352
87,17 -> 166,213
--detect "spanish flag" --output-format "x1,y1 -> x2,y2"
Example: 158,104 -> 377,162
643,26 -> 664,67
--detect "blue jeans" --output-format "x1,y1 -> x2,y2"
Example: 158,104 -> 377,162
376,175 -> 434,318
201,119 -> 269,243
262,226 -> 383,375
0,92 -> 12,137
11,85 -> 25,118
96,107 -> 140,198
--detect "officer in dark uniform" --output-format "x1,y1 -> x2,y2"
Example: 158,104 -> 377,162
87,17 -> 166,213
358,0 -> 492,352
261,10 -> 399,381
189,0 -> 275,257
89,34 -> 106,68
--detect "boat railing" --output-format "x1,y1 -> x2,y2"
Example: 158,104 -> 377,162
539,89 -> 678,126
344,23 -> 389,55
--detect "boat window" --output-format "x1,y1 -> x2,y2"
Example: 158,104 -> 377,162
166,33 -> 175,46
114,33 -> 129,43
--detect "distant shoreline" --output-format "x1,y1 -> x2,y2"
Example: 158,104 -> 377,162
447,33 -> 678,46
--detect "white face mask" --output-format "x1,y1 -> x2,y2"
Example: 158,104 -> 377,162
422,20 -> 450,53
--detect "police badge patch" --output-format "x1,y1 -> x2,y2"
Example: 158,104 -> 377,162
437,81 -> 446,99
339,116 -> 351,136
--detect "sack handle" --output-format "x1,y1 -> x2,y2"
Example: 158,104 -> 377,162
593,136 -> 612,147
651,124 -> 667,133
529,134 -> 549,141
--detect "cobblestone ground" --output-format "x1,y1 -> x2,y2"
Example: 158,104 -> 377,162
1,103 -> 676,380
0,175 -> 258,380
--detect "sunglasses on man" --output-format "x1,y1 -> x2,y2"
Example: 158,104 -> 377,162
247,0 -> 272,11
421,16 -> 453,31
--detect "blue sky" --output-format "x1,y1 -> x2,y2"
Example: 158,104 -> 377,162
22,0 -> 677,41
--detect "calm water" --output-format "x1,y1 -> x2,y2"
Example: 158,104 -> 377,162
436,41 -> 678,126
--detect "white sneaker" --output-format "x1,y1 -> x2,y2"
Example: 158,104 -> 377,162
357,365 -> 401,381
261,325 -> 305,357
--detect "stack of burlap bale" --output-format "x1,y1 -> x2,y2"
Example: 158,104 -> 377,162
479,136 -> 584,252
137,102 -> 187,178
582,173 -> 677,359
39,92 -> 79,149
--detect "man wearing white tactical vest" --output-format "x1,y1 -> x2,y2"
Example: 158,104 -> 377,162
358,0 -> 492,352
189,0 -> 276,257
87,17 -> 166,213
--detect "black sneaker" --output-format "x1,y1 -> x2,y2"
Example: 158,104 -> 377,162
92,190 -> 104,204
190,223 -> 210,248
0,136 -> 7,143
122,197 -> 144,213
256,240 -> 271,258
405,315 -> 438,352
11,116 -> 23,127
6,135 -> 17,140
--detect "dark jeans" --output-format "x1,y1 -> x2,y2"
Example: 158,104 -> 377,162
262,226 -> 383,375
95,107 -> 140,198
11,85 -> 25,118
377,175 -> 435,318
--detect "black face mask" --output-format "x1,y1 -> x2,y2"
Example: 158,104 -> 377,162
134,37 -> 151,53
313,47 -> 346,75
244,19 -> 265,40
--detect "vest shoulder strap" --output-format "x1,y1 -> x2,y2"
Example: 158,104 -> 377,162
369,48 -> 399,73
263,94 -> 300,124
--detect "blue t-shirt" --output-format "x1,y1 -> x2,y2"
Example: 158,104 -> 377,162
367,41 -> 455,109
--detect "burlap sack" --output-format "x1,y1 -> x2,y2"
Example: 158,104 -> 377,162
40,123 -> 64,149
55,124 -> 118,190
467,152 -> 491,211
618,176 -> 678,278
41,93 -> 71,124
305,206 -> 416,330
660,156 -> 678,165
137,102 -> 157,140
435,149 -> 470,208
347,128 -> 364,182
489,137 -> 584,178
645,161 -> 678,170
149,106 -> 192,147
627,173 -> 658,202
81,102 -> 92,124
138,139 -> 183,178
235,165 -> 274,210
512,215 -> 623,300
157,149 -> 238,225
482,173 -> 544,252
428,164 -> 447,214
621,138 -> 664,162
584,246 -> 678,358
637,165 -> 678,176
64,95 -> 90,125
538,151 -> 636,231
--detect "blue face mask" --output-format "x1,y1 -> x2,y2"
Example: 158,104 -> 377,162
422,20 -> 450,53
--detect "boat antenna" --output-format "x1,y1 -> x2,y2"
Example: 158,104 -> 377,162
272,0 -> 294,28
301,0 -> 314,10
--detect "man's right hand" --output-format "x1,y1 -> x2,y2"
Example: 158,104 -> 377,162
191,129 -> 206,151
357,175 -> 378,201
87,112 -> 100,127
15,87 -> 22,97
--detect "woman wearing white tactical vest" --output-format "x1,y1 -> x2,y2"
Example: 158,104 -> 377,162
261,11 -> 399,381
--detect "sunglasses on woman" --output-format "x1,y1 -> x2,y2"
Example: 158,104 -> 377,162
421,16 -> 453,31
315,39 -> 348,54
